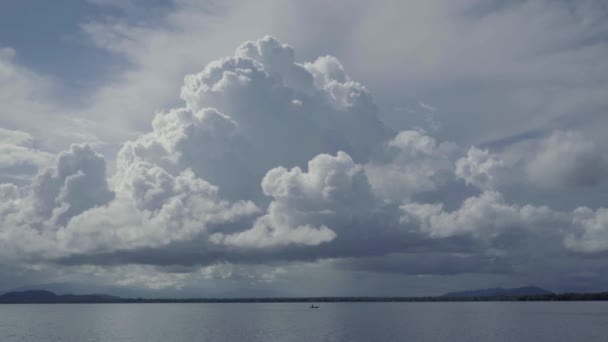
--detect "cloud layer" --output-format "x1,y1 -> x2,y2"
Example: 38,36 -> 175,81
1,29 -> 608,295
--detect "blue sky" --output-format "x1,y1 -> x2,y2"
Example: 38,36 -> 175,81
0,0 -> 608,297
0,0 -> 173,101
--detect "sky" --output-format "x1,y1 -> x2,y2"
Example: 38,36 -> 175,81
0,0 -> 608,298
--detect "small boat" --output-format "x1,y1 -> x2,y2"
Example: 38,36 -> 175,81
309,304 -> 319,309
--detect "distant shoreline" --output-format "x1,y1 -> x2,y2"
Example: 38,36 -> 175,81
1,290 -> 608,304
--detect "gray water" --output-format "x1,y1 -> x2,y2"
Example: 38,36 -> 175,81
1,302 -> 607,341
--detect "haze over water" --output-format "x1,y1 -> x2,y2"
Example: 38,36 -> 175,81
2,302 -> 607,342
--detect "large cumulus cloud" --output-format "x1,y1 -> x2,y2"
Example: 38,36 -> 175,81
32,144 -> 115,227
165,36 -> 388,201
211,151 -> 374,248
59,161 -> 259,255
0,36 -> 392,263
1,36 -> 608,293
0,144 -> 115,259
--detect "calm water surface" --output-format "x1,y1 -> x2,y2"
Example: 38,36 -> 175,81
1,302 -> 607,341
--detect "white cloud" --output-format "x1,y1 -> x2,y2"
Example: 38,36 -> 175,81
0,46 -> 106,152
0,128 -> 53,184
565,207 -> 608,254
0,147 -> 113,259
75,0 -> 608,157
0,155 -> 259,260
365,130 -> 457,201
59,162 -> 259,254
121,36 -> 389,202
526,130 -> 608,187
456,146 -> 506,190
212,151 -> 374,248
29,144 -> 115,227
401,191 -> 558,239
0,36 -> 390,261
2,21 -> 608,293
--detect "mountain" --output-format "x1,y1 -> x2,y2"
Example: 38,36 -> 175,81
6,287 -> 608,304
0,290 -> 120,303
442,286 -> 553,298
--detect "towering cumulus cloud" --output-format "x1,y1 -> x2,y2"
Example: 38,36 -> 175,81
1,37 -> 608,292
211,151 -> 374,248
0,36 -> 391,262
32,144 -> 115,226
169,36 -> 389,201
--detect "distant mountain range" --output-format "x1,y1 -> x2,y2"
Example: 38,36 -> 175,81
0,290 -> 120,303
442,286 -> 554,298
2,287 -> 608,303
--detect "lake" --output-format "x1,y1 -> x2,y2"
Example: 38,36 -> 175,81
1,302 -> 607,341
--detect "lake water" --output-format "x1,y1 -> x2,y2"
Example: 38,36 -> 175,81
1,302 -> 607,341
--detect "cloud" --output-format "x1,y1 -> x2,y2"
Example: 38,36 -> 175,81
401,191 -> 558,239
2,28 -> 608,295
0,37 -> 391,264
0,45 -> 108,153
456,146 -> 506,190
29,144 -> 115,227
122,36 -> 389,202
211,151 -> 373,248
526,130 -> 608,188
0,152 -> 259,263
0,47 -> 54,137
75,0 -> 608,163
59,162 -> 259,255
0,37 -> 390,266
0,128 -> 53,184
365,130 -> 457,201
565,207 -> 608,254
73,0 -> 608,152
0,144 -> 115,260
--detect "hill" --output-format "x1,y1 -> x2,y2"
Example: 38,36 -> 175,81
3,287 -> 608,303
0,290 -> 120,303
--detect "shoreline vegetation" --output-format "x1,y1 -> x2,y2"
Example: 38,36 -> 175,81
1,289 -> 608,304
